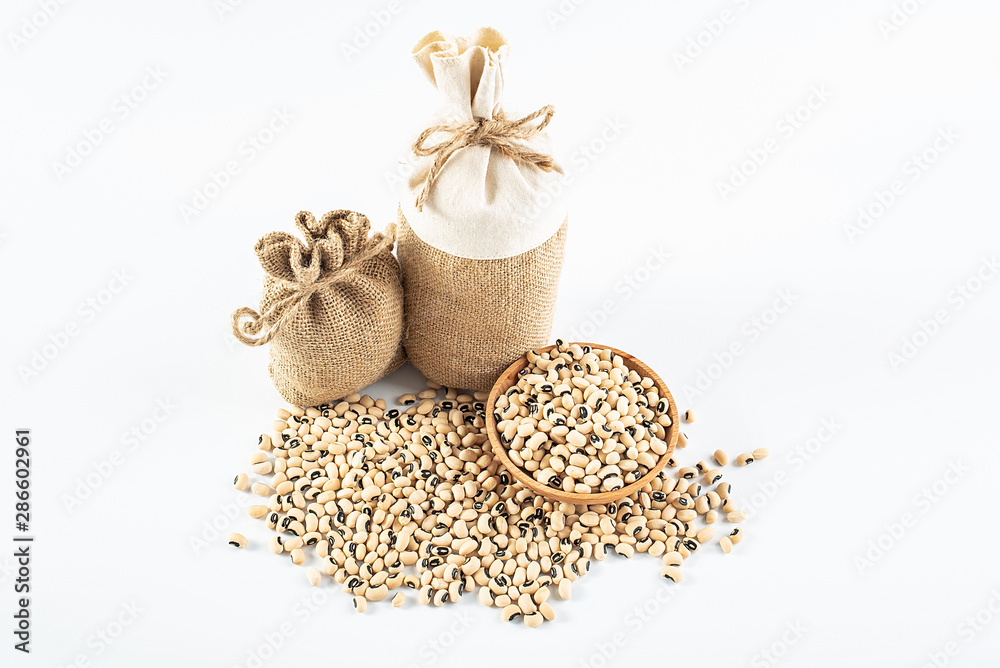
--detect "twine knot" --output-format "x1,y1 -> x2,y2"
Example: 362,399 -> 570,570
231,225 -> 395,347
412,105 -> 561,211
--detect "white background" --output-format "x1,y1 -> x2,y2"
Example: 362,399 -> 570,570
2,1 -> 999,666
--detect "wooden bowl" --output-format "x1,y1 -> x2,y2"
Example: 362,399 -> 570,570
485,343 -> 679,505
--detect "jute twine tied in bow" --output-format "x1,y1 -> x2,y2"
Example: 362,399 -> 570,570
231,224 -> 396,347
412,105 -> 562,211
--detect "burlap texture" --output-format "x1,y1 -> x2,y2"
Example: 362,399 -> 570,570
233,210 -> 405,406
397,212 -> 567,391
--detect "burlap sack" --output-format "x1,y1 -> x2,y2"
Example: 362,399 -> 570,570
398,28 -> 569,391
231,210 -> 405,406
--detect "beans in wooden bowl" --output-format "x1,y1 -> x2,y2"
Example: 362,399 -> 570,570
486,341 -> 679,505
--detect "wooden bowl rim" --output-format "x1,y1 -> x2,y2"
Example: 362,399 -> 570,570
485,342 -> 679,505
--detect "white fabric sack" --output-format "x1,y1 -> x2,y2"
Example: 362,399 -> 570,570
399,27 -> 568,260
396,28 -> 569,391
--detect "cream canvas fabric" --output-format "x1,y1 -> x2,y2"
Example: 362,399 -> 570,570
399,28 -> 567,260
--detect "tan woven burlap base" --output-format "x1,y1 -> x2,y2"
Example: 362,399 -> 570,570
233,210 -> 405,406
397,212 -> 568,391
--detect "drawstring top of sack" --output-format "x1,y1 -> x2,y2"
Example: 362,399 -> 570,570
411,105 -> 562,212
231,211 -> 396,347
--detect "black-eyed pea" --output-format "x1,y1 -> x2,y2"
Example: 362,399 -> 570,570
614,543 -> 634,558
661,565 -> 682,583
227,533 -> 247,548
524,612 -> 543,628
501,604 -> 521,622
729,527 -> 744,544
234,473 -> 249,491
720,537 -> 733,554
258,433 -> 273,451
752,447 -> 770,460
306,567 -> 321,586
366,584 -> 389,602
713,449 -> 729,466
289,548 -> 305,565
353,596 -> 367,613
635,451 -> 657,468
736,452 -> 754,466
662,552 -> 683,567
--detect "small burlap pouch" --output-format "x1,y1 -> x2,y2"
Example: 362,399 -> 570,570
231,210 -> 405,406
398,28 -> 569,391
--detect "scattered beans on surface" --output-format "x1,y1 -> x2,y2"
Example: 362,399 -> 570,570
230,372 -> 764,624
